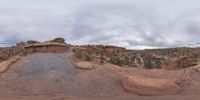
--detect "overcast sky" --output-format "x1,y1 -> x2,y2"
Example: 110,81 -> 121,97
0,0 -> 200,49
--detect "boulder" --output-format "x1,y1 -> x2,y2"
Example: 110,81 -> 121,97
121,75 -> 180,95
75,62 -> 96,70
50,38 -> 65,44
0,56 -> 21,73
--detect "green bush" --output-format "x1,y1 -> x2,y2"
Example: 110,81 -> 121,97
84,54 -> 92,61
154,60 -> 161,68
144,60 -> 153,69
144,59 -> 161,69
0,56 -> 7,61
127,61 -> 137,67
74,50 -> 83,59
72,48 -> 76,53
109,57 -> 123,66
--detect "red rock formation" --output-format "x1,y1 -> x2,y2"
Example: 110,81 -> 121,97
24,38 -> 69,53
75,62 -> 96,70
121,75 -> 180,95
50,37 -> 65,43
25,43 -> 69,53
16,42 -> 27,48
0,56 -> 21,73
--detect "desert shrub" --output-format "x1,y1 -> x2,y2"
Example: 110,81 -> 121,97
124,60 -> 137,67
121,56 -> 135,67
84,54 -> 92,61
154,60 -> 162,68
109,56 -> 123,66
108,56 -> 137,67
131,55 -> 136,61
74,50 -> 83,59
144,60 -> 153,69
0,56 -> 7,61
144,59 -> 161,69
74,49 -> 92,61
72,48 -> 76,53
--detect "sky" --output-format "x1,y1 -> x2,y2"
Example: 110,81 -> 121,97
0,0 -> 200,49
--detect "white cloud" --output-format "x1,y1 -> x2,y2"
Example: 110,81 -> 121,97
0,0 -> 200,49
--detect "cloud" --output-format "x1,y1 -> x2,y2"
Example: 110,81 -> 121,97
66,4 -> 200,49
0,0 -> 200,49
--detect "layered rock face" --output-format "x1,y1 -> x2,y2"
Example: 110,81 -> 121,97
24,38 -> 69,53
25,44 -> 69,53
16,42 -> 27,48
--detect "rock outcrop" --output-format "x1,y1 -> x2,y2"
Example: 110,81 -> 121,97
16,42 -> 27,48
121,75 -> 181,95
75,62 -> 96,70
24,38 -> 69,53
27,40 -> 40,45
50,37 -> 65,44
0,56 -> 21,73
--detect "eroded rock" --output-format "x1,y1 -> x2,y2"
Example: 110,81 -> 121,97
0,56 -> 21,73
121,75 -> 181,95
50,38 -> 65,44
27,40 -> 40,45
75,62 -> 96,70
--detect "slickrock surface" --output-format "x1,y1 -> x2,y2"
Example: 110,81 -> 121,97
75,62 -> 96,70
0,56 -> 21,73
121,75 -> 180,95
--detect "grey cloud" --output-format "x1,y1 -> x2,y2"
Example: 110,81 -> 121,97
67,4 -> 200,49
0,0 -> 200,49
